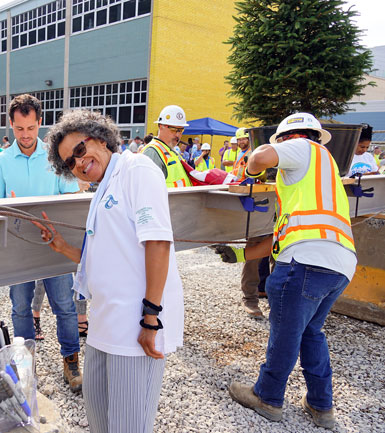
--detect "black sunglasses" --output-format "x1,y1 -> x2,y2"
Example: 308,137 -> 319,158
64,137 -> 91,170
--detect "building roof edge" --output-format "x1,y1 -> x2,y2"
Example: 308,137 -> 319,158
0,0 -> 28,13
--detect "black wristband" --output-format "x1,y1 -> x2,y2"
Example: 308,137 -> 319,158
139,318 -> 163,330
245,167 -> 263,178
142,298 -> 163,312
142,305 -> 160,316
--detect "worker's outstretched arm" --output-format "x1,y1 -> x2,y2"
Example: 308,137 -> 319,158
247,145 -> 279,175
214,235 -> 273,263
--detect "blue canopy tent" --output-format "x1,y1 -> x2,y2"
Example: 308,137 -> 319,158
184,117 -> 237,143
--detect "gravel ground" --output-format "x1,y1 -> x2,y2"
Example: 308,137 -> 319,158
1,247 -> 384,432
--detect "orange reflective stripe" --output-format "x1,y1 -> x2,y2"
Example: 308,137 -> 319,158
173,181 -> 178,187
279,224 -> 354,245
181,178 -> 186,187
275,185 -> 282,218
320,229 -> 327,239
291,209 -> 350,226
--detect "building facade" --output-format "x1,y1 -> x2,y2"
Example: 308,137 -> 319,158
0,0 -> 239,157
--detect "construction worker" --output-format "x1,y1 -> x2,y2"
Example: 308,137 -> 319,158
231,127 -> 252,181
373,146 -> 381,168
142,105 -> 192,187
194,143 -> 215,171
231,127 -> 267,318
222,136 -> 240,172
216,113 -> 356,430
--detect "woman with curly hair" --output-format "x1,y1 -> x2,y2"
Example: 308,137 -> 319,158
39,109 -> 184,433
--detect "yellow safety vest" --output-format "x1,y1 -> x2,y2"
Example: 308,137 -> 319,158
195,156 -> 215,172
142,138 -> 192,188
272,140 -> 355,260
231,148 -> 252,181
223,148 -> 240,172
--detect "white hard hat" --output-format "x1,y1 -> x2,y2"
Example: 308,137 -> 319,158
201,143 -> 211,150
269,113 -> 331,145
154,105 -> 189,127
230,136 -> 237,144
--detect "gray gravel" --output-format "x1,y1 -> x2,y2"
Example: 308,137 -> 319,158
1,246 -> 384,432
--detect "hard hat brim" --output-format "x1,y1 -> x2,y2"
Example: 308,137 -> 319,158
154,120 -> 190,127
269,127 -> 331,145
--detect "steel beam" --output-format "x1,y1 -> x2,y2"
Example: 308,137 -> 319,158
1,176 -> 385,287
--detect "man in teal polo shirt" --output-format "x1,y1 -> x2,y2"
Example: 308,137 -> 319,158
0,94 -> 82,392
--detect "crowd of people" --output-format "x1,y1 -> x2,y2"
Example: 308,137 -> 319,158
0,94 -> 382,432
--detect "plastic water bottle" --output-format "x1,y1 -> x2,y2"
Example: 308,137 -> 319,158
9,337 -> 34,394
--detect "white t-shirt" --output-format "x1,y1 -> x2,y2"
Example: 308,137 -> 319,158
85,151 -> 184,356
270,138 -> 357,280
348,153 -> 378,177
129,141 -> 139,153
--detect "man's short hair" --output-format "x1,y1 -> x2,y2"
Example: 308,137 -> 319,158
3,136 -> 8,141
144,134 -> 153,144
9,94 -> 42,122
134,136 -> 141,140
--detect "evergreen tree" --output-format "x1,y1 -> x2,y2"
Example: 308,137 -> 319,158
226,0 -> 374,124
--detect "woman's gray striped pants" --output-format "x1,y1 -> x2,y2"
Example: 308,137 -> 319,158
83,344 -> 166,433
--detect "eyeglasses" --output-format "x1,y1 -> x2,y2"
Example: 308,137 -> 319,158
165,125 -> 184,134
64,137 -> 91,170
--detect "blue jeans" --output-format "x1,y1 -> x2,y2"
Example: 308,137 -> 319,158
254,259 -> 349,410
10,274 -> 80,357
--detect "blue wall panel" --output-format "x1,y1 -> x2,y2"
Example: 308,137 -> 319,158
69,16 -> 150,87
10,39 -> 65,94
333,112 -> 385,131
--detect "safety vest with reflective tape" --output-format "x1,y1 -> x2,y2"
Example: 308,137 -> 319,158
142,138 -> 192,188
272,140 -> 355,260
231,148 -> 252,181
195,156 -> 215,172
223,148 -> 240,172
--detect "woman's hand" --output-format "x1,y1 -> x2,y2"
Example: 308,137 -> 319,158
32,212 -> 82,263
32,211 -> 66,252
138,316 -> 164,359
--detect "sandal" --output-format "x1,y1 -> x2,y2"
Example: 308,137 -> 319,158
78,321 -> 88,338
33,317 -> 44,341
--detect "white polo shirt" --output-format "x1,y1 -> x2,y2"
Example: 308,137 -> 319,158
85,151 -> 184,356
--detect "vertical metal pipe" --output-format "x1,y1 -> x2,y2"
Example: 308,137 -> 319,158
63,0 -> 72,111
144,0 -> 154,135
5,10 -> 11,138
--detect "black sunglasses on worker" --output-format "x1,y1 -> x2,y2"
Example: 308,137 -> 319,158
64,137 -> 91,170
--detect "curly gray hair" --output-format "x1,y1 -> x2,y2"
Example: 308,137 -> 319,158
47,109 -> 120,179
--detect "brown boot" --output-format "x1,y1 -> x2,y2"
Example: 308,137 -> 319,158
63,353 -> 82,393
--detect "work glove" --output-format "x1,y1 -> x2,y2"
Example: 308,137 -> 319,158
213,245 -> 246,263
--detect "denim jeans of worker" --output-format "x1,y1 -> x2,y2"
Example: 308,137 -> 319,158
10,274 -> 80,357
254,259 -> 349,411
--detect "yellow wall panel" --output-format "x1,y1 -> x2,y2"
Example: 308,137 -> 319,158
147,0 -> 245,163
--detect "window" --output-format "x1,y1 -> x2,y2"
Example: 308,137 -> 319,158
69,79 -> 147,126
72,0 -> 151,33
10,0 -> 66,51
1,20 -> 7,53
32,89 -> 64,125
0,96 -> 6,127
138,0 -> 151,15
123,0 -> 135,19
6,80 -> 147,129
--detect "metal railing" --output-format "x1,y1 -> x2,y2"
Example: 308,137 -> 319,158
373,130 -> 385,145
